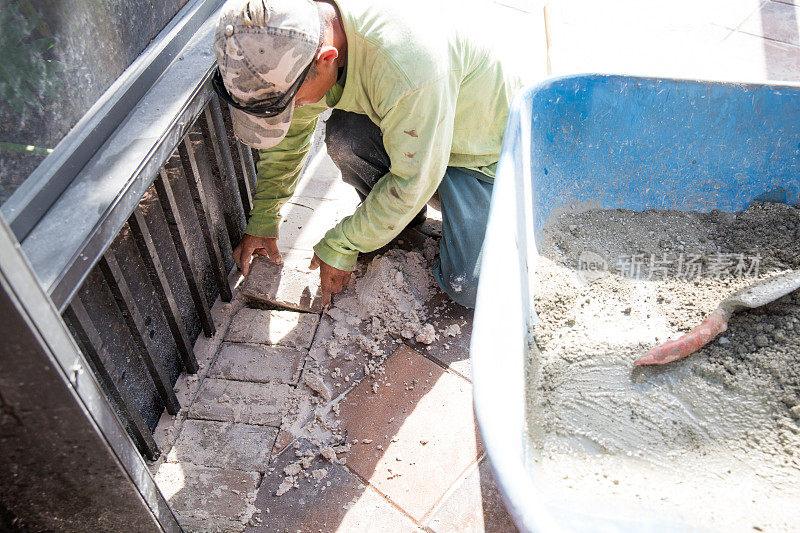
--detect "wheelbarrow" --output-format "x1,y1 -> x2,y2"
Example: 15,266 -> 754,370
471,74 -> 800,532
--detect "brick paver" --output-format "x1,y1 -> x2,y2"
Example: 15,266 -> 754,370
153,462 -> 260,532
189,378 -> 292,426
239,257 -> 324,313
339,346 -> 483,522
209,342 -> 305,384
167,419 -> 278,471
225,307 -> 319,348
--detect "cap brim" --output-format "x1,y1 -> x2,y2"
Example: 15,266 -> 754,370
231,103 -> 294,149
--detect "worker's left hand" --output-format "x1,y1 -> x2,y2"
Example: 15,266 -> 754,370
309,253 -> 352,307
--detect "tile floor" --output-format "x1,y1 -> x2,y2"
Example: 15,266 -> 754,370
148,0 -> 800,531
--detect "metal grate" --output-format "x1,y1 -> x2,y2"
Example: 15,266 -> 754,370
59,99 -> 255,459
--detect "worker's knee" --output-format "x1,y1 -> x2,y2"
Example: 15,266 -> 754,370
434,259 -> 479,309
431,167 -> 493,309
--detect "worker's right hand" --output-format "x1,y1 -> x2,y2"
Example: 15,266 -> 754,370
233,234 -> 282,277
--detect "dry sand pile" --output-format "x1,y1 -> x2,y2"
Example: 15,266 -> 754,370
529,202 -> 800,531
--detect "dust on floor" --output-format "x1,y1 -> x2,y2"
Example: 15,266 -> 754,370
529,202 -> 800,531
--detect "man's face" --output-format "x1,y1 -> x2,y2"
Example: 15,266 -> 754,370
293,50 -> 340,108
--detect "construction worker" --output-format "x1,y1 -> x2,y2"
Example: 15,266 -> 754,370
213,0 -> 525,308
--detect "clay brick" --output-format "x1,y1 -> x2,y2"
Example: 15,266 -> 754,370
239,257 -> 324,313
225,307 -> 319,349
167,419 -> 277,471
209,342 -> 304,384
189,378 -> 292,426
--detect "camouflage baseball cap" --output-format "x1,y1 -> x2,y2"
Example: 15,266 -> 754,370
213,0 -> 321,149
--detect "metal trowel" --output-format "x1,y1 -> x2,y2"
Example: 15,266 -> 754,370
634,270 -> 800,366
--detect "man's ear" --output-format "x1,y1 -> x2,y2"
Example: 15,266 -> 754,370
317,45 -> 339,65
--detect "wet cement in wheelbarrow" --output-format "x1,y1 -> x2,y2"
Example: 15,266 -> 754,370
528,202 -> 800,531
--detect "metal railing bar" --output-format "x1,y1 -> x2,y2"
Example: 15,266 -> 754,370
154,169 -> 216,338
185,130 -> 235,262
202,97 -> 247,244
27,89 -> 214,313
128,207 -> 199,374
218,102 -> 255,216
178,137 -> 233,303
63,298 -> 161,460
241,141 -> 258,205
235,140 -> 255,217
2,0 -> 226,241
98,251 -> 181,416
251,147 -> 261,172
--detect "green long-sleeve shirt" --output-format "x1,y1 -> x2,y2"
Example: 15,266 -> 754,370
246,0 -> 526,271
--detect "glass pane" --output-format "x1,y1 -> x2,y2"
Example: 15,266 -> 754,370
0,0 -> 189,205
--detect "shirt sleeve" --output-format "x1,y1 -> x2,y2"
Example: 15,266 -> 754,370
313,78 -> 456,271
245,102 -> 328,239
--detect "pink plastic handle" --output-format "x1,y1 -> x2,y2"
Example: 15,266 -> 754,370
634,308 -> 729,366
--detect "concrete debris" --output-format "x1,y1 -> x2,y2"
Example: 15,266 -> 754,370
303,371 -> 332,402
275,477 -> 295,497
311,468 -> 328,482
283,462 -> 302,476
319,446 -> 338,464
415,323 -> 436,344
442,323 -> 462,337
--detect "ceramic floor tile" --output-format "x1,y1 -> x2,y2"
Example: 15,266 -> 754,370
166,419 -> 277,471
338,346 -> 482,522
307,313 -> 403,399
491,0 -> 543,14
247,439 -> 417,532
425,457 -> 517,533
547,0 -> 762,32
225,307 -> 319,349
189,378 -> 292,426
209,342 -> 304,384
548,19 -> 732,79
739,0 -> 800,46
711,30 -> 800,82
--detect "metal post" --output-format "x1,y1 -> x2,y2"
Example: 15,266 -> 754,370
178,137 -> 233,302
